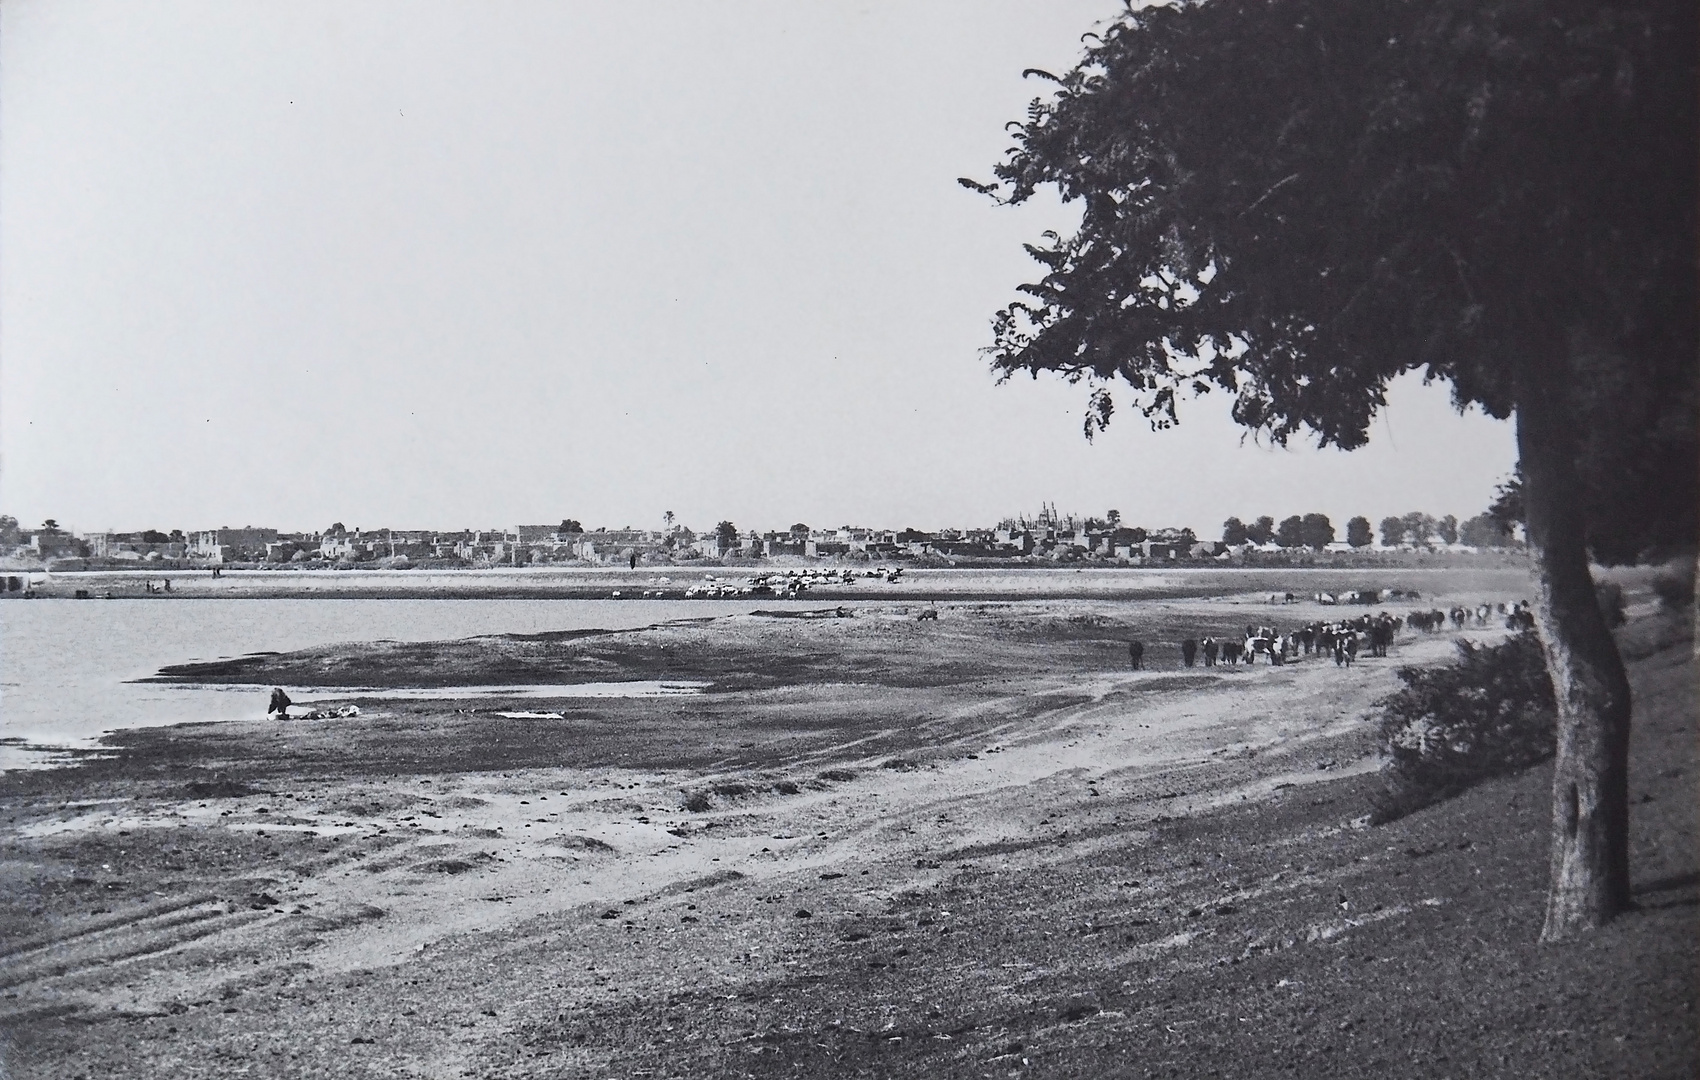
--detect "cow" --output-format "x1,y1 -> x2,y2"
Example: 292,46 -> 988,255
1244,634 -> 1275,664
1202,637 -> 1220,667
1366,614 -> 1399,658
1220,639 -> 1243,665
1128,640 -> 1145,670
1181,638 -> 1198,668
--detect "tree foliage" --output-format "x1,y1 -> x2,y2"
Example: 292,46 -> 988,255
1488,471 -> 1525,533
1345,515 -> 1373,548
1459,512 -> 1512,548
1378,516 -> 1405,548
1246,515 -> 1275,545
1222,516 -> 1248,545
1300,512 -> 1335,550
979,0 -> 1695,560
1402,511 -> 1438,549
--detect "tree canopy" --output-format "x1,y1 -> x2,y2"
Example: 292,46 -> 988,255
977,0 -> 1694,561
1300,513 -> 1335,550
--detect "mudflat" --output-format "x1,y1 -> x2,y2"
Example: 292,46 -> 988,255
2,582 -> 1693,1078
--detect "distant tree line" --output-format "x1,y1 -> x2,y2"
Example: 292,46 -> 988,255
1379,509 -> 1516,549
1225,506 -> 1518,551
1221,513 -> 1335,550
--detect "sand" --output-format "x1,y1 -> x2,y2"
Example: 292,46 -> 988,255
1,583 -> 1692,1078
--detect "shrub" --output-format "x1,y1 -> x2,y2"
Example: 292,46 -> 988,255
680,791 -> 712,813
1370,631 -> 1556,823
1651,559 -> 1696,614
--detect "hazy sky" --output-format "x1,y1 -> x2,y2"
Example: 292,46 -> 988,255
0,1 -> 1516,537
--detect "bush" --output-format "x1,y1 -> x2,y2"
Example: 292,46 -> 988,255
1651,559 -> 1696,614
1370,631 -> 1556,823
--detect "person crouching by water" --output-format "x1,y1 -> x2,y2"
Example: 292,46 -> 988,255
268,687 -> 293,719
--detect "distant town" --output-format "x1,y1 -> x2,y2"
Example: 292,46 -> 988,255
0,503 -> 1518,571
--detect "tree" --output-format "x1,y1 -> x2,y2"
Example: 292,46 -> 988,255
976,0 -> 1696,938
1300,513 -> 1334,550
790,523 -> 810,539
664,510 -> 675,531
1460,512 -> 1513,549
1246,516 -> 1275,546
42,519 -> 58,531
716,521 -> 739,552
1345,516 -> 1373,548
1489,471 -> 1525,535
1275,515 -> 1306,548
1222,516 -> 1249,545
327,522 -> 347,536
1403,511 -> 1438,550
140,529 -> 169,544
1438,514 -> 1460,546
559,519 -> 583,535
0,515 -> 20,547
1379,516 -> 1406,548
1106,509 -> 1121,528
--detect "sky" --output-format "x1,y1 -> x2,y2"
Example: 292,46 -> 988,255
0,1 -> 1517,538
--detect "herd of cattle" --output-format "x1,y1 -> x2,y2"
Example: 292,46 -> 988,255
1126,600 -> 1534,671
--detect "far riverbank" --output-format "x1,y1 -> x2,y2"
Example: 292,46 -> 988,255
0,564 -> 1533,603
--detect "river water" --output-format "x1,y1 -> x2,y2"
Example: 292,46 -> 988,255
0,597 -> 809,770
0,565 -> 1530,770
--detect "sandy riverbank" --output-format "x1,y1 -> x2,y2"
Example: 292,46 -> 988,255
1,588 -> 1692,1078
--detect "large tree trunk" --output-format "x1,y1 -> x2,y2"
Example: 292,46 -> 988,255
1515,351 -> 1634,942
